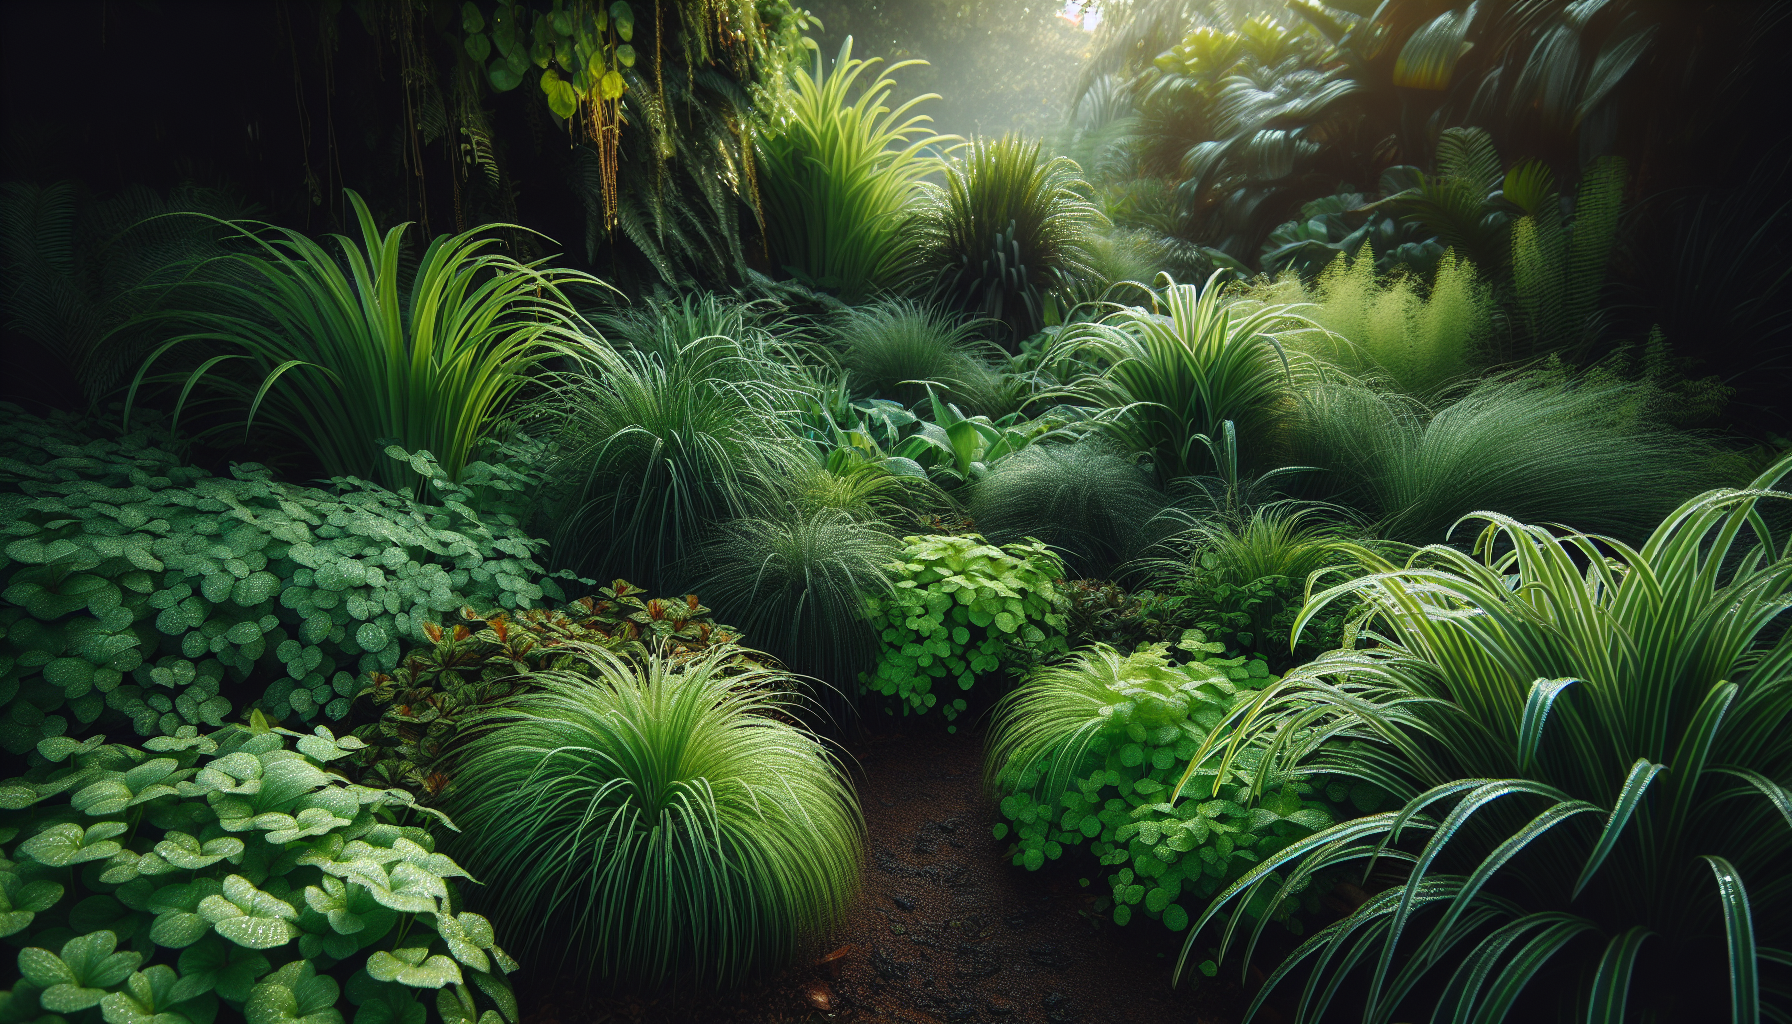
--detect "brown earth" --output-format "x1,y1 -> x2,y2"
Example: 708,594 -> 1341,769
523,727 -> 1248,1024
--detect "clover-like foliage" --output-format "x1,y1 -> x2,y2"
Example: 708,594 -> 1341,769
444,645 -> 862,988
861,534 -> 1070,726
1,721 -> 516,1024
986,639 -> 1350,949
1177,456 -> 1792,1022
0,407 -> 578,754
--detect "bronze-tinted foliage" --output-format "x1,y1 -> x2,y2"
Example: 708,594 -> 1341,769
350,580 -> 757,797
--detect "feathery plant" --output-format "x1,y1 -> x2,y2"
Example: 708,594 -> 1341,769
123,190 -> 603,490
1050,272 -> 1320,478
1507,156 -> 1626,360
1288,373 -> 1721,545
1173,457 -> 1792,1023
1249,242 -> 1493,398
694,506 -> 901,725
923,133 -> 1103,341
447,645 -> 863,989
754,37 -> 949,299
968,438 -> 1166,578
833,298 -> 1007,412
543,344 -> 806,590
592,292 -> 818,385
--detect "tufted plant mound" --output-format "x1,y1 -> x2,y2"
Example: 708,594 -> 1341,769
444,645 -> 863,989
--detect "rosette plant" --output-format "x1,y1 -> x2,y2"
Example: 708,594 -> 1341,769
1174,456 -> 1792,1022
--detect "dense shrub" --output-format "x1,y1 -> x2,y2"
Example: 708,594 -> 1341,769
350,581 -> 752,796
921,134 -> 1103,341
445,646 -> 862,988
861,534 -> 1069,725
0,407 -> 576,755
967,439 -> 1165,578
986,642 -> 1354,945
693,508 -> 900,725
1182,461 -> 1792,1021
1,720 -> 517,1024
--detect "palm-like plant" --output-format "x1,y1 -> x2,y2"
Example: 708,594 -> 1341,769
123,190 -> 602,490
922,134 -> 1104,341
1174,458 -> 1792,1022
754,38 -> 949,299
1051,272 -> 1320,478
446,645 -> 863,988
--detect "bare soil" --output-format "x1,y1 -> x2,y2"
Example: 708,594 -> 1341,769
524,727 -> 1246,1024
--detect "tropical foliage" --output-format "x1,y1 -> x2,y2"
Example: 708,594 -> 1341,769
1175,459 -> 1792,1021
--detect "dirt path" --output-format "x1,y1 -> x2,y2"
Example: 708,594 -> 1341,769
526,727 -> 1246,1024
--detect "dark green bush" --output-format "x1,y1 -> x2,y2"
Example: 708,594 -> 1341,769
0,406 -> 578,756
860,534 -> 1069,725
1,720 -> 517,1024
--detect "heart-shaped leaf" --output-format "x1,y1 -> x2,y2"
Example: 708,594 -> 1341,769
365,948 -> 463,989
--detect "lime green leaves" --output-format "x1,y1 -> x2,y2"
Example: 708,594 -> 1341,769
365,948 -> 463,989
861,534 -> 1069,722
462,1 -> 635,119
19,930 -> 143,1012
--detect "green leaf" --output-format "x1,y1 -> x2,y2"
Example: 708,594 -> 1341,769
1702,856 -> 1757,1024
33,930 -> 144,1013
19,820 -> 128,866
245,961 -> 343,1024
460,2 -> 484,34
365,948 -> 463,989
1515,677 -> 1576,772
1573,758 -> 1663,899
1586,926 -> 1652,1024
176,937 -> 271,1003
198,875 -> 299,949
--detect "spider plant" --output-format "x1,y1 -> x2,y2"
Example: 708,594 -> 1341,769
754,37 -> 950,299
447,645 -> 863,988
1050,272 -> 1321,479
1174,456 -> 1792,1023
123,189 -> 603,490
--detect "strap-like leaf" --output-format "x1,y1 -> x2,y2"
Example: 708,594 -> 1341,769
1423,799 -> 1600,964
1516,678 -> 1577,772
1702,856 -> 1757,1024
1713,766 -> 1792,833
1586,926 -> 1653,1024
1470,915 -> 1598,1024
1573,758 -> 1663,899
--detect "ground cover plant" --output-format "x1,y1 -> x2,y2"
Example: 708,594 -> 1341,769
861,534 -> 1070,726
1176,459 -> 1792,1022
443,645 -> 863,989
0,406 -> 577,755
986,639 -> 1360,958
1,719 -> 518,1024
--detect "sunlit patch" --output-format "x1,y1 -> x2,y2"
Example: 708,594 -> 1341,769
1060,1 -> 1102,31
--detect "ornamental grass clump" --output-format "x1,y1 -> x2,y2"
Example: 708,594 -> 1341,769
1175,456 -> 1792,1022
833,299 -> 1007,413
445,645 -> 863,988
124,190 -> 603,491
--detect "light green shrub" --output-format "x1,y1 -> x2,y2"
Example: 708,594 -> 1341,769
1,721 -> 516,1024
0,407 -> 578,755
860,534 -> 1069,725
986,641 -> 1353,944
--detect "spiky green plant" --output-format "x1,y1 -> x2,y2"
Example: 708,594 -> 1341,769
832,298 -> 1007,412
123,190 -> 603,490
923,134 -> 1103,340
1174,457 -> 1792,1023
693,506 -> 901,724
1251,242 -> 1493,398
446,645 -> 863,989
593,292 -> 819,386
754,38 -> 949,299
1288,374 -> 1722,544
543,345 -> 807,589
1050,272 -> 1319,478
968,439 -> 1165,578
